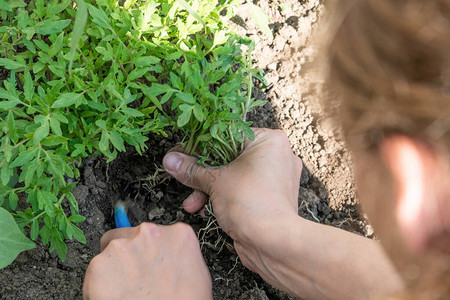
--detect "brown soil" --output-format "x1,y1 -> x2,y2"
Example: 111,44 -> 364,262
0,1 -> 372,299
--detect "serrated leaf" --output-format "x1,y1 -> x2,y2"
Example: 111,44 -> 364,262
108,130 -> 125,152
0,0 -> 12,11
87,4 -> 112,30
249,99 -> 267,109
67,214 -> 85,223
39,225 -> 50,245
68,223 -> 86,244
52,111 -> 69,123
35,19 -> 71,35
0,100 -> 20,110
87,101 -> 107,112
177,104 -> 193,127
134,56 -> 160,67
49,118 -> 62,136
176,92 -> 196,104
0,58 -> 27,70
10,149 -> 37,168
66,192 -> 79,213
238,122 -> 255,140
49,229 -> 67,261
193,104 -> 204,122
0,207 -> 36,269
33,118 -> 49,144
0,88 -> 20,102
95,46 -> 113,61
41,136 -> 67,147
169,72 -> 182,90
144,84 -> 173,97
122,107 -> 144,117
127,68 -> 148,82
51,93 -> 83,108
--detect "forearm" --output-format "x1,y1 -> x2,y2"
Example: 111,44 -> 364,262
237,214 -> 403,300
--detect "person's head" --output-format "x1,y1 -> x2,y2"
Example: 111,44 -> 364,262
327,0 -> 450,297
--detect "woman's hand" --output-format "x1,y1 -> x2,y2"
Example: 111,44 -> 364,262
162,128 -> 302,243
83,222 -> 212,300
162,129 -> 403,299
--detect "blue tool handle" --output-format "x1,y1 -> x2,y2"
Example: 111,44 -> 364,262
114,205 -> 131,228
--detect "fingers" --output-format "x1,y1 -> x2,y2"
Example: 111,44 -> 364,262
100,227 -> 134,252
163,152 -> 216,193
183,190 -> 208,213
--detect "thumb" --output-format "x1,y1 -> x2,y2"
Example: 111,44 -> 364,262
163,152 -> 215,194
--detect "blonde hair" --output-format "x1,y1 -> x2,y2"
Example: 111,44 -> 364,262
328,0 -> 450,153
327,0 -> 450,298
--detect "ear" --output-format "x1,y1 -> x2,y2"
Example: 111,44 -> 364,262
379,136 -> 439,253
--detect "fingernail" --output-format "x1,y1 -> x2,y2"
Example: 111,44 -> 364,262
163,152 -> 182,172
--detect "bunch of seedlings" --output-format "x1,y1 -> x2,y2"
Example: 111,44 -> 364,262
0,0 -> 266,268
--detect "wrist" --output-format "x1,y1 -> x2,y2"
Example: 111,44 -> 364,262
233,211 -> 307,295
247,210 -> 303,243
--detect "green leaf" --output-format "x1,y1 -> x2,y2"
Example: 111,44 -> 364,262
49,118 -> 62,136
99,130 -> 109,153
68,222 -> 86,244
134,56 -> 160,67
30,220 -> 39,241
87,4 -> 112,30
23,71 -> 34,101
177,104 -> 193,127
35,19 -> 71,35
39,225 -> 50,245
250,3 -> 273,39
0,88 -> 20,102
169,72 -> 182,90
212,30 -> 228,48
52,93 -> 83,108
49,229 -> 67,261
37,191 -> 56,216
193,104 -> 204,122
176,0 -> 205,27
69,0 -> 88,71
41,136 -> 68,147
122,108 -> 144,117
0,0 -> 12,11
176,92 -> 196,104
9,191 -> 18,210
0,58 -> 27,70
108,130 -> 125,152
1,164 -> 12,186
33,118 -> 49,144
0,100 -> 20,110
0,207 -> 36,269
127,68 -> 148,82
10,149 -> 37,168
67,214 -> 86,223
87,101 -> 107,112
144,84 -> 173,97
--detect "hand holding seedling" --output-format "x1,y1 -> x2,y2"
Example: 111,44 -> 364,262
163,128 -> 302,240
163,128 -> 403,299
83,223 -> 212,300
